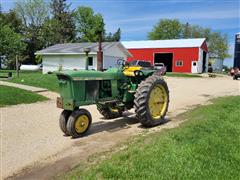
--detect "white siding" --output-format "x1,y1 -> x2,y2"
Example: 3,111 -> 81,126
197,48 -> 209,73
42,54 -> 97,74
41,45 -> 128,73
103,56 -> 119,69
104,45 -> 128,60
198,48 -> 203,73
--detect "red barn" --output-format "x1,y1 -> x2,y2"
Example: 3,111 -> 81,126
122,38 -> 208,73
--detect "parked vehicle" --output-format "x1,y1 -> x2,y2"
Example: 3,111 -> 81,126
232,67 -> 240,80
154,63 -> 167,75
127,60 -> 166,75
230,68 -> 235,76
128,60 -> 152,68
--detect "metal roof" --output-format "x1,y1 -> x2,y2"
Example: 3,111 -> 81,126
122,38 -> 206,49
35,42 -> 131,56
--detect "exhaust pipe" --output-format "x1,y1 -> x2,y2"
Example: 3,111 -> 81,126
97,31 -> 103,71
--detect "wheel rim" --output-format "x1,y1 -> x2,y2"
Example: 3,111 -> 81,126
75,115 -> 89,133
109,107 -> 119,113
148,84 -> 168,119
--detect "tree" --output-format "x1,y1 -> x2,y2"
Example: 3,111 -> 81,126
0,25 -> 26,68
74,6 -> 104,42
182,24 -> 229,60
148,19 -> 230,60
14,0 -> 49,64
74,6 -> 121,42
0,10 -> 23,33
49,0 -> 75,43
148,19 -> 182,40
105,28 -> 121,42
208,32 -> 229,60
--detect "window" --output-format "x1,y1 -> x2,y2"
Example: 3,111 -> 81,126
138,61 -> 151,67
193,62 -> 197,66
176,60 -> 183,66
88,57 -> 93,66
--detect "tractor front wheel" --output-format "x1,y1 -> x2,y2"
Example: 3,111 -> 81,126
59,110 -> 72,136
134,75 -> 169,127
66,109 -> 92,138
97,105 -> 122,119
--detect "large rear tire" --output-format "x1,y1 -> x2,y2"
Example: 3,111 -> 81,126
97,105 -> 122,119
134,75 -> 169,127
66,109 -> 92,138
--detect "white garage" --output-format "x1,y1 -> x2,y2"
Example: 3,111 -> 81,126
35,42 -> 131,74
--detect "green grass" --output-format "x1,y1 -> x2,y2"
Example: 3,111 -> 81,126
0,70 -> 59,92
166,72 -> 202,77
64,96 -> 240,179
0,85 -> 48,107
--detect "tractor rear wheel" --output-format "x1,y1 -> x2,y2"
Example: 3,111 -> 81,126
66,109 -> 92,138
59,110 -> 72,136
97,105 -> 122,119
134,75 -> 169,127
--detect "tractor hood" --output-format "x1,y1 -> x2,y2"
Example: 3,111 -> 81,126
56,68 -> 124,81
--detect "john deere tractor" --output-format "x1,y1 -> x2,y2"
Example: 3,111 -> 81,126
56,59 -> 169,138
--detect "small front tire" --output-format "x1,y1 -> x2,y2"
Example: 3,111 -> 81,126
59,110 -> 72,136
66,109 -> 92,138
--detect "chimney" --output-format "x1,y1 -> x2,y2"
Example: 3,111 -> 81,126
97,31 -> 103,71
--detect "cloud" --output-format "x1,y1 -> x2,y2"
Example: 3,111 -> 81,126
108,8 -> 239,24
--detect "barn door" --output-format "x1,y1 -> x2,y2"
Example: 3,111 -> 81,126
191,61 -> 198,73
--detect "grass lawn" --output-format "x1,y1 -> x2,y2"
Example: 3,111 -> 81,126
64,96 -> 240,179
166,72 -> 202,78
0,85 -> 48,107
0,70 -> 59,92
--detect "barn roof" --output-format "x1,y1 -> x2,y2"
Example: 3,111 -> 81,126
35,42 -> 131,57
122,38 -> 206,49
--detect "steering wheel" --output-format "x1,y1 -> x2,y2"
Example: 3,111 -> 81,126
117,59 -> 129,71
117,59 -> 125,66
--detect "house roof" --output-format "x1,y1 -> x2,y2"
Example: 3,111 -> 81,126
35,42 -> 132,57
122,38 -> 206,49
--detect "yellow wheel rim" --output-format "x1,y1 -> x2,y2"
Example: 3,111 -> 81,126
109,107 -> 119,113
75,115 -> 89,133
148,84 -> 168,119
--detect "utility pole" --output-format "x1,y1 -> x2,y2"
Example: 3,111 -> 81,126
97,30 -> 103,71
84,48 -> 90,70
16,55 -> 19,78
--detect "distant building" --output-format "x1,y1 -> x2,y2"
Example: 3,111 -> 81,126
234,32 -> 240,68
209,59 -> 223,72
35,42 -> 131,74
122,38 -> 209,73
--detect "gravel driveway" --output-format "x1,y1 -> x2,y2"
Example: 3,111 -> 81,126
1,76 -> 239,179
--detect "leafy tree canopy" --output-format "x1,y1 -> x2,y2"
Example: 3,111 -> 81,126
49,0 -> 75,43
0,25 -> 26,68
148,19 -> 230,60
74,6 -> 121,42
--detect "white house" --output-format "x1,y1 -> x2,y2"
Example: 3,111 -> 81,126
35,42 -> 131,74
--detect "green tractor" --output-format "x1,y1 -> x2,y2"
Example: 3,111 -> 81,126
56,59 -> 169,138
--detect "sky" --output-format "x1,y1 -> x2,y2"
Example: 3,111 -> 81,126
1,0 -> 240,67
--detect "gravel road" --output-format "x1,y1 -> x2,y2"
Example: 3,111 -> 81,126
1,76 -> 239,179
